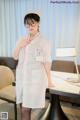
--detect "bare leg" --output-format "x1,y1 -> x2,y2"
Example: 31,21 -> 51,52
21,106 -> 31,120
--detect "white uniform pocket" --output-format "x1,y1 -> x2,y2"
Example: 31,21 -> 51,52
35,48 -> 45,62
36,56 -> 44,62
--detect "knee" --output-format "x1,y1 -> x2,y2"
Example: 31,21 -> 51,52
22,108 -> 26,114
21,107 -> 30,114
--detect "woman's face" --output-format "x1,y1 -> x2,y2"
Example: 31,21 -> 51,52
25,19 -> 39,34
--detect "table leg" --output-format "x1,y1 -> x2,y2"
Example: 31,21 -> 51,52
47,94 -> 69,120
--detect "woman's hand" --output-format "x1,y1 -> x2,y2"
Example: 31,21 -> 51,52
18,37 -> 30,48
48,81 -> 54,88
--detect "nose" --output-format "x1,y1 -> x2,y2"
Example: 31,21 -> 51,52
28,26 -> 34,31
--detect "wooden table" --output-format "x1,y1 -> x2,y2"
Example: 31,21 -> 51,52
47,71 -> 80,120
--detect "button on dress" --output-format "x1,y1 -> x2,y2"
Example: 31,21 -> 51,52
16,33 -> 52,108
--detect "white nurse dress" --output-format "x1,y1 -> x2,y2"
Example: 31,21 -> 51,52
16,33 -> 52,108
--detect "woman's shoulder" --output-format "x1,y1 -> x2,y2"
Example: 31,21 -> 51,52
39,34 -> 51,46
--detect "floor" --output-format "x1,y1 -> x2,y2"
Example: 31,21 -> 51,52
0,100 -> 80,120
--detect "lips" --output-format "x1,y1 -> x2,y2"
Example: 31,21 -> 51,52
30,28 -> 34,31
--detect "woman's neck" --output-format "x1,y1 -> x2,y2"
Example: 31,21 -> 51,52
30,31 -> 39,40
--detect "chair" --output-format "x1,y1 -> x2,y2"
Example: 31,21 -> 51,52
0,65 -> 17,120
51,60 -> 75,73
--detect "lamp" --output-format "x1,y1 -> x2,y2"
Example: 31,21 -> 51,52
56,47 -> 80,83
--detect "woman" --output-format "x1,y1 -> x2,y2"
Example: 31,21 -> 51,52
13,12 -> 53,120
